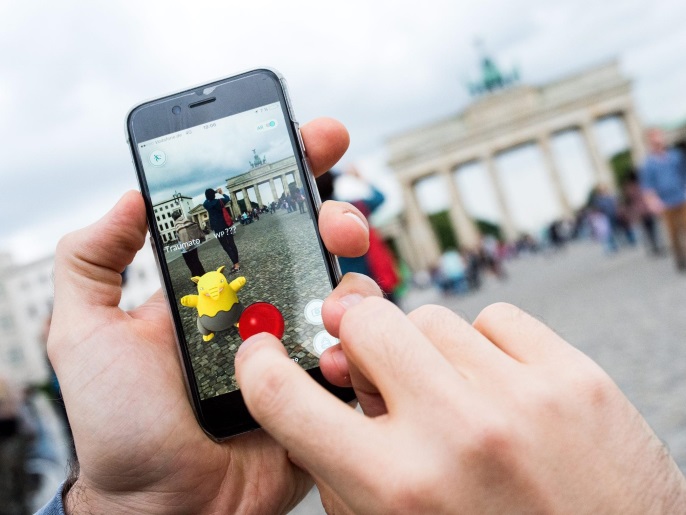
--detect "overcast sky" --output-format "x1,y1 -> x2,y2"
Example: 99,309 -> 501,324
141,102 -> 291,204
2,0 -> 685,262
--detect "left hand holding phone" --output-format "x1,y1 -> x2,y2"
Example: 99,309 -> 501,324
49,118 -> 366,514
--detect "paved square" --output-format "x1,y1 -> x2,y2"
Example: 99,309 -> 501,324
166,209 -> 332,399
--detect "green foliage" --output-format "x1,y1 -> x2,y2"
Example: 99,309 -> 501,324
426,212 -> 504,251
475,219 -> 501,240
610,150 -> 634,186
427,211 -> 458,251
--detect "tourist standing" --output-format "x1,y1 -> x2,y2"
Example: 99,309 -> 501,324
640,128 -> 686,271
203,188 -> 240,273
623,171 -> 662,256
172,211 -> 206,277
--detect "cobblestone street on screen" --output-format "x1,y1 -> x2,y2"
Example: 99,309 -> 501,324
166,208 -> 332,399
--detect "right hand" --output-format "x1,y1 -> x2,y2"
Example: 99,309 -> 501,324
236,275 -> 686,514
216,187 -> 223,194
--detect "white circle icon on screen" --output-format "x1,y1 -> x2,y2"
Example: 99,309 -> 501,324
313,331 -> 338,356
149,150 -> 166,167
304,299 -> 323,325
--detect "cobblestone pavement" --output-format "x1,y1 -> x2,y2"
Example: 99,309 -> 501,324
291,241 -> 686,514
166,208 -> 332,399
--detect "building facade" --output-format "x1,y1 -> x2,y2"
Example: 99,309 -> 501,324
153,195 -> 194,244
0,253 -> 54,386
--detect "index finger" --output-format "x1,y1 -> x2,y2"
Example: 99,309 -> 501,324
300,118 -> 349,176
235,333 -> 384,495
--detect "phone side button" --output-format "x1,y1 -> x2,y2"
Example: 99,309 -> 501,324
295,123 -> 307,156
280,78 -> 298,122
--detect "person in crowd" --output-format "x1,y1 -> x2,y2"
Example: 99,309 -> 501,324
0,377 -> 32,513
463,247 -> 483,290
623,170 -> 663,256
640,127 -> 686,271
590,184 -> 620,253
436,248 -> 468,294
203,187 -> 240,273
316,166 -> 401,305
171,210 -> 206,278
295,188 -> 306,214
38,119 -> 686,515
480,234 -> 507,279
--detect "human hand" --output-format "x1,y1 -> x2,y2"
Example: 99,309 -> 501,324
216,187 -> 223,194
236,278 -> 686,514
644,190 -> 665,215
48,118 -> 369,514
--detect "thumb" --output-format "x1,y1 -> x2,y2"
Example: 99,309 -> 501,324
53,190 -> 148,318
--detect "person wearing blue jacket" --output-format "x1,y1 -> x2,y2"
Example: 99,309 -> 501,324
203,187 -> 240,273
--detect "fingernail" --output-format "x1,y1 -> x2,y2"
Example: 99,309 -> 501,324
343,211 -> 368,232
338,293 -> 364,310
236,332 -> 268,359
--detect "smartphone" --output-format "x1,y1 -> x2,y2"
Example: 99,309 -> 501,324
126,68 -> 354,439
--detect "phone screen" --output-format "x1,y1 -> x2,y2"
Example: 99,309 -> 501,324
137,100 -> 339,401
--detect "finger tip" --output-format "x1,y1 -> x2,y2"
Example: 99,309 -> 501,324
319,204 -> 369,257
301,118 -> 350,175
320,345 -> 352,388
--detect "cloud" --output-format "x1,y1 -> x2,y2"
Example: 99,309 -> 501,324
2,0 -> 686,261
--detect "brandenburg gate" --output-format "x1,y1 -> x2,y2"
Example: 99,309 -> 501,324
225,152 -> 302,215
387,60 -> 646,272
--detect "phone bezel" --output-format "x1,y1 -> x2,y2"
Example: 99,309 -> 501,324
126,68 -> 354,439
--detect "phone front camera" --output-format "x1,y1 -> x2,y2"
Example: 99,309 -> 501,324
172,106 -> 182,115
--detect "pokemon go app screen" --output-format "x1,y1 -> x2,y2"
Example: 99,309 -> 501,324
140,102 -> 336,400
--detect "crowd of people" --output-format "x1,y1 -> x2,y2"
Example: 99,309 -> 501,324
431,128 -> 686,297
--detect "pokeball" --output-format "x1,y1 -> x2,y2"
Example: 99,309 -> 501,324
238,302 -> 285,340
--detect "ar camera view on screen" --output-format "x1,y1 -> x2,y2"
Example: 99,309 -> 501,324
141,102 -> 338,400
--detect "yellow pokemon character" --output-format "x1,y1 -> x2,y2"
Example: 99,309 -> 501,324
180,266 -> 246,342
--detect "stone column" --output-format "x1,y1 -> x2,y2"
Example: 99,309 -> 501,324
621,107 -> 646,167
254,184 -> 263,207
242,188 -> 251,211
232,191 -> 241,217
439,165 -> 480,249
292,169 -> 303,190
579,120 -> 616,190
483,152 -> 518,241
537,135 -> 573,218
280,175 -> 289,194
269,178 -> 278,201
402,181 -> 441,271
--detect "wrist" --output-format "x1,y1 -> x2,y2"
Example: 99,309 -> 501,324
63,479 -> 170,515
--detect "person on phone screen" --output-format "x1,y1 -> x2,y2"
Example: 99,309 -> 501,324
203,187 -> 240,273
171,210 -> 206,278
37,119 -> 686,515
